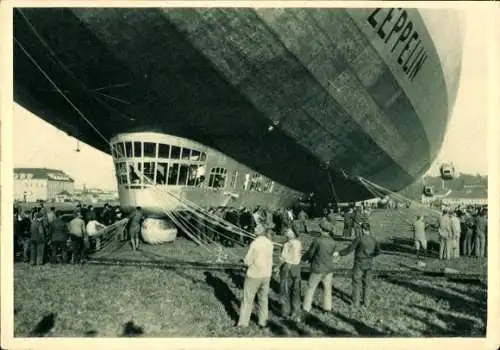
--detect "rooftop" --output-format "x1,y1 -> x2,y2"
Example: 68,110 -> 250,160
14,168 -> 74,182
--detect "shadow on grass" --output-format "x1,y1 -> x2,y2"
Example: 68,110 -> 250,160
304,312 -> 353,336
404,305 -> 485,337
378,237 -> 439,259
122,321 -> 144,337
332,285 -> 351,305
330,311 -> 385,336
383,276 -> 486,321
204,272 -> 239,323
84,330 -> 98,337
29,313 -> 56,337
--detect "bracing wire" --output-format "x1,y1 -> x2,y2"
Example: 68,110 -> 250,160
14,37 -> 110,145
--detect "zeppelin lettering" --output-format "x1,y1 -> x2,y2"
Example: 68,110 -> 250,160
367,8 -> 428,82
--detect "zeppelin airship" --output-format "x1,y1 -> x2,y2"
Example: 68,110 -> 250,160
13,8 -> 464,238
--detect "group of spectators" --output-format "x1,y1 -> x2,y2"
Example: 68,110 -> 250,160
13,202 -> 122,265
412,205 -> 488,263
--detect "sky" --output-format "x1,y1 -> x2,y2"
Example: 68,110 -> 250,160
12,8 -> 490,191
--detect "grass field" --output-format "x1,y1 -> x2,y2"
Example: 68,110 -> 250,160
13,209 -> 488,337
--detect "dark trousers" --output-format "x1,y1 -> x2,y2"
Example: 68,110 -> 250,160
21,238 -> 30,262
353,225 -> 362,239
30,240 -> 45,265
343,224 -> 352,237
70,235 -> 87,263
51,241 -> 68,263
462,233 -> 473,256
279,263 -> 301,318
352,263 -> 373,307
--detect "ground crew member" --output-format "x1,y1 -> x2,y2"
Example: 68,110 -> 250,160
47,206 -> 56,225
237,228 -> 274,329
438,209 -> 451,260
352,206 -> 364,238
343,208 -> 353,238
412,215 -> 427,261
19,211 -> 32,263
50,211 -> 69,264
302,221 -> 337,313
327,208 -> 336,225
474,210 -> 487,258
334,223 -> 381,309
85,205 -> 97,224
30,212 -> 47,265
129,207 -> 144,251
296,209 -> 308,234
462,212 -> 475,256
100,203 -> 114,226
68,211 -> 88,264
319,216 -> 335,237
450,211 -> 461,259
273,226 -> 302,321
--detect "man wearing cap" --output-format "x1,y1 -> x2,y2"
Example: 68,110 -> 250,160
273,226 -> 302,321
237,227 -> 274,328
334,223 -> 381,309
301,220 -> 337,313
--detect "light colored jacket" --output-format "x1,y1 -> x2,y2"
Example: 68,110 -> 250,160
244,235 -> 274,279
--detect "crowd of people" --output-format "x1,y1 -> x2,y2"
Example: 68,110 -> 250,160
13,200 -> 488,329
410,205 -> 488,264
13,202 -> 123,265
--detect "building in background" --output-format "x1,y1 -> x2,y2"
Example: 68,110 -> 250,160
14,168 -> 75,202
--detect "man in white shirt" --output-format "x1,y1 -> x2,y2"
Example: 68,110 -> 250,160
273,226 -> 302,321
438,210 -> 451,260
450,211 -> 461,259
237,227 -> 274,328
86,219 -> 106,251
412,216 -> 427,262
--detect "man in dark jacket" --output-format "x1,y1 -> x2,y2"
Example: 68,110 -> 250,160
100,203 -> 114,226
19,211 -> 32,263
85,205 -> 97,224
50,211 -> 69,264
335,223 -> 381,308
301,221 -> 337,313
30,212 -> 47,265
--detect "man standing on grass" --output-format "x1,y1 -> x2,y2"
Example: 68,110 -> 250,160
474,209 -> 487,258
334,223 -> 381,309
30,212 -> 47,266
129,207 -> 144,251
301,221 -> 337,314
273,226 -> 302,321
412,215 -> 427,263
50,210 -> 69,264
237,227 -> 274,329
450,211 -> 461,259
438,209 -> 451,260
68,211 -> 88,264
343,208 -> 353,238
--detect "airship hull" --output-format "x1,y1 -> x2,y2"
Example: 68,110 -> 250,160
13,8 -> 464,206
